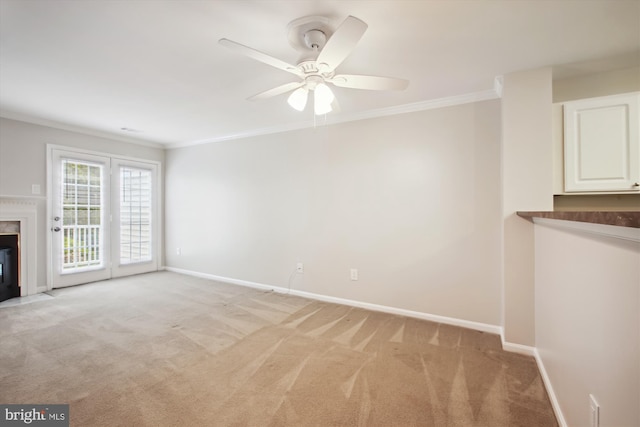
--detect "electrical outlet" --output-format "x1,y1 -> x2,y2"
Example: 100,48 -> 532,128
296,262 -> 304,274
31,184 -> 41,195
589,394 -> 599,427
176,247 -> 181,256
350,268 -> 358,281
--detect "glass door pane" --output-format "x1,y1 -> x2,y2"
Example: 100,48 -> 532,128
62,159 -> 104,271
51,149 -> 111,287
120,166 -> 152,264
111,158 -> 158,277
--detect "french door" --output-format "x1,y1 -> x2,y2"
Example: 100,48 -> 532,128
110,158 -> 158,278
49,148 -> 159,288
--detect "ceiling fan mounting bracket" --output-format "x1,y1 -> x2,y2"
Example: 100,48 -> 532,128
287,15 -> 333,53
303,29 -> 326,50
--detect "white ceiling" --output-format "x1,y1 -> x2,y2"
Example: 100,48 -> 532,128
1,0 -> 639,148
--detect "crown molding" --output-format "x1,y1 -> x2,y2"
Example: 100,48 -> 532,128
2,87 -> 500,151
0,110 -> 165,149
170,120 -> 320,149
167,88 -> 500,149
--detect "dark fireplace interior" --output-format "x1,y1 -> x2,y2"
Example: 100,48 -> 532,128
0,234 -> 19,303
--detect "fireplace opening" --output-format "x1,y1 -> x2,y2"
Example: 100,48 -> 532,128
0,234 -> 20,303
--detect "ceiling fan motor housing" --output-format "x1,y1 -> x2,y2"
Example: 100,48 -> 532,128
303,75 -> 324,90
297,60 -> 333,77
287,15 -> 333,53
303,29 -> 326,50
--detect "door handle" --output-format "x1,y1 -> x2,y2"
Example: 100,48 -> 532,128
52,227 -> 61,232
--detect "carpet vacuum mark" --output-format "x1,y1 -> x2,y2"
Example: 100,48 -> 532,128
0,271 -> 557,426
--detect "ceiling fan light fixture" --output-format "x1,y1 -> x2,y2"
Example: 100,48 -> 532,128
287,87 -> 308,111
314,84 -> 334,115
315,83 -> 334,104
313,83 -> 334,115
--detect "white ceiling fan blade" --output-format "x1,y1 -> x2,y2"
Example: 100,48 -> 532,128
247,81 -> 305,101
219,38 -> 302,77
329,74 -> 409,91
316,16 -> 367,71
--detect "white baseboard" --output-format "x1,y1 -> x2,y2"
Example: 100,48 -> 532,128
533,348 -> 568,427
165,266 -> 283,292
500,335 -> 567,427
289,288 -> 503,335
164,266 -> 502,335
500,337 -> 536,356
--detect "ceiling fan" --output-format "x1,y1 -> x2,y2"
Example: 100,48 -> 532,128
219,15 -> 409,115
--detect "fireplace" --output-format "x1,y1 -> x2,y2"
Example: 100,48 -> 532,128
0,234 -> 19,302
0,199 -> 38,297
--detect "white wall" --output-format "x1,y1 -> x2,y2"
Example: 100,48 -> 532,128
501,68 -> 554,346
553,65 -> 640,103
535,223 -> 640,427
165,99 -> 503,326
0,117 -> 165,290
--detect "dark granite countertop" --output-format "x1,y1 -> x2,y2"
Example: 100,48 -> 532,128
517,211 -> 640,228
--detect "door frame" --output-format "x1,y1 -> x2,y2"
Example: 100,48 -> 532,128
46,144 -> 163,290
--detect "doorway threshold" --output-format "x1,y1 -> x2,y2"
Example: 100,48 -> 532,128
0,293 -> 53,309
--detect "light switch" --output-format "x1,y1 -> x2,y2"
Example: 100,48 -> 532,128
31,184 -> 41,195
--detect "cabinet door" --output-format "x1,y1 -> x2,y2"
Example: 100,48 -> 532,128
563,92 -> 639,192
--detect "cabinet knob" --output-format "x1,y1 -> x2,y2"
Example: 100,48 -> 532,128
634,182 -> 640,187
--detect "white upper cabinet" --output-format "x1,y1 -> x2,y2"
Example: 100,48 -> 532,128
563,92 -> 639,193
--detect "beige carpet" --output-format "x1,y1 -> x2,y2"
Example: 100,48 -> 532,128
0,271 -> 557,426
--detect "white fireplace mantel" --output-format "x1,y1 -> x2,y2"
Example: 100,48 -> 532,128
0,198 -> 38,296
